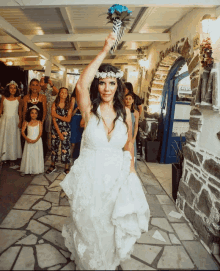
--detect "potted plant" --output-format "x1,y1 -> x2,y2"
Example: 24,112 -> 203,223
145,130 -> 161,163
171,136 -> 186,201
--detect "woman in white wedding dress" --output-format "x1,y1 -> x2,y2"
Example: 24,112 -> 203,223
60,33 -> 150,270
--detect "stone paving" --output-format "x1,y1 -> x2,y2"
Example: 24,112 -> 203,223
0,154 -> 219,270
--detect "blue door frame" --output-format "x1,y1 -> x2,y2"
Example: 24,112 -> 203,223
160,57 -> 187,164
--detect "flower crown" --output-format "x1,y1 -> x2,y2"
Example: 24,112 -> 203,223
29,105 -> 40,111
95,70 -> 124,79
6,80 -> 18,87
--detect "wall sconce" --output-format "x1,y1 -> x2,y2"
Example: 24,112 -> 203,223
40,58 -> 46,66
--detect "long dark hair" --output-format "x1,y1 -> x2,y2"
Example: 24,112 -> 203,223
26,108 -> 40,122
124,82 -> 134,93
125,92 -> 135,113
71,87 -> 76,98
54,87 -> 70,110
29,78 -> 40,97
4,83 -> 20,98
90,64 -> 128,131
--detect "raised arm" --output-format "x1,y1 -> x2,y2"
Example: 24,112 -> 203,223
76,32 -> 116,125
48,79 -> 59,96
123,107 -> 136,173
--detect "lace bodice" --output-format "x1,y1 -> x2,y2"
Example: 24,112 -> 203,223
81,105 -> 128,152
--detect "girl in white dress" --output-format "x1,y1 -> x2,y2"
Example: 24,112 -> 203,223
60,33 -> 150,270
20,105 -> 44,176
0,81 -> 22,166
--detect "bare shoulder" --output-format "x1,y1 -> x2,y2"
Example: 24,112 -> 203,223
134,109 -> 139,118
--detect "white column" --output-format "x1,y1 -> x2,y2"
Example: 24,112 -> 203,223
45,59 -> 52,77
62,69 -> 67,88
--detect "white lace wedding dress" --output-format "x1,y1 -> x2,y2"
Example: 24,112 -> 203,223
60,105 -> 150,270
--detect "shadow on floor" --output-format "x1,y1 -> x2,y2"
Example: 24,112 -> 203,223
0,161 -> 37,224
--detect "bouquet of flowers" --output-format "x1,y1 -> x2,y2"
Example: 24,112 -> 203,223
106,4 -> 133,54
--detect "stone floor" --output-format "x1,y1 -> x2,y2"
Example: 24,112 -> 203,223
0,154 -> 219,270
146,162 -> 172,197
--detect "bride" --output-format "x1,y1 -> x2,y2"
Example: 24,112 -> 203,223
60,32 -> 150,270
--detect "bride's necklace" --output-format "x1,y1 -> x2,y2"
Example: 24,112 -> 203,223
101,116 -> 114,136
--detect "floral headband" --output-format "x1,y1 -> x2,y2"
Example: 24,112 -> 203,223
94,70 -> 124,79
6,80 -> 18,87
29,105 -> 40,111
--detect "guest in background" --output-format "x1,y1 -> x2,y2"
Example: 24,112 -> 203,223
125,92 -> 139,170
0,81 -> 22,166
20,106 -> 44,176
69,88 -> 84,164
46,87 -> 74,175
124,82 -> 143,116
124,81 -> 142,159
40,77 -> 59,152
23,78 -> 47,156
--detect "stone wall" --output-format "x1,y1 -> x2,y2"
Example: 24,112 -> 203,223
138,8 -> 220,255
177,143 -> 220,253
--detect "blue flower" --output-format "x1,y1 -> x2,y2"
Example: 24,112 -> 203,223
108,4 -> 132,15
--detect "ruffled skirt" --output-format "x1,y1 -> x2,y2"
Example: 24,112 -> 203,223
60,149 -> 150,270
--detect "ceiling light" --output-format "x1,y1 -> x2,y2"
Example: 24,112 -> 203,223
7,61 -> 13,66
138,58 -> 149,69
40,59 -> 46,66
201,14 -> 216,34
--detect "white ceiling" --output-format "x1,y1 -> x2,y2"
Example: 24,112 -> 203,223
0,3 -> 218,72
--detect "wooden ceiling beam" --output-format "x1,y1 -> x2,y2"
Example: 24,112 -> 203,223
0,0 -> 218,8
0,33 -> 170,44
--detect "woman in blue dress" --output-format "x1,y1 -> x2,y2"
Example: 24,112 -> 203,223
124,92 -> 139,170
70,88 -> 84,163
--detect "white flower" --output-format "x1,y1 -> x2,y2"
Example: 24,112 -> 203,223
94,69 -> 124,79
